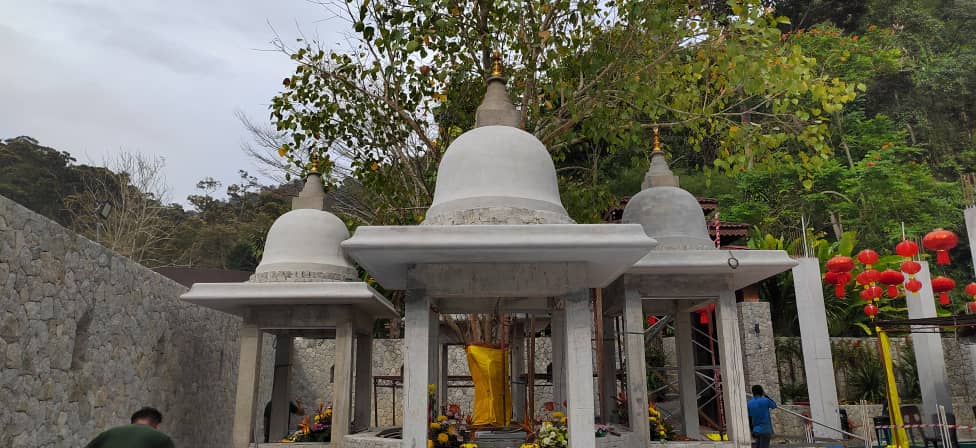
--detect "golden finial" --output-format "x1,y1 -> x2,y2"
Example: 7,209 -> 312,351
491,50 -> 502,77
652,127 -> 662,153
307,152 -> 320,174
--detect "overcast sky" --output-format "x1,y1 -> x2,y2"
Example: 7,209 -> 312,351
0,0 -> 344,205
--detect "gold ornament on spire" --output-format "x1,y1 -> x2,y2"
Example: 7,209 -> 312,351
652,126 -> 662,154
491,50 -> 502,77
307,152 -> 320,174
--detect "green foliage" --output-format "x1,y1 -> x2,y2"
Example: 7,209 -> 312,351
842,342 -> 886,403
780,382 -> 809,403
269,0 -> 857,225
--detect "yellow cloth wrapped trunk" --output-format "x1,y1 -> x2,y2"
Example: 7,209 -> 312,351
465,345 -> 512,426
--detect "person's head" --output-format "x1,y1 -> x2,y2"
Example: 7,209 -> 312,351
752,385 -> 765,397
131,407 -> 163,429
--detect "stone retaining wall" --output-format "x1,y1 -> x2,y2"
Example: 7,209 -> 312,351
0,194 -> 271,447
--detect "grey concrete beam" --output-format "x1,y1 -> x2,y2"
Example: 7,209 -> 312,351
792,258 -> 841,438
716,290 -> 750,447
906,262 -> 953,420
232,324 -> 263,448
622,288 -> 650,440
563,290 -> 596,448
403,281 -> 432,448
269,336 -> 294,441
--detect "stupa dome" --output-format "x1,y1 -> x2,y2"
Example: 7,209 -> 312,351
422,75 -> 573,225
622,186 -> 713,250
252,174 -> 358,282
622,135 -> 714,250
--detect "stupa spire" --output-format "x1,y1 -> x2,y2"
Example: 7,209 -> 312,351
293,153 -> 327,210
475,50 -> 521,128
642,127 -> 679,189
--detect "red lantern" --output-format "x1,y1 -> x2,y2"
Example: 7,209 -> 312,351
857,249 -> 880,266
879,270 -> 905,298
931,276 -> 955,305
905,278 -> 923,293
697,304 -> 715,325
969,301 -> 976,313
647,315 -> 658,326
966,282 -> 976,299
867,285 -> 884,300
901,260 -> 921,276
824,271 -> 839,285
863,303 -> 879,319
826,256 -> 855,297
922,229 -> 958,265
895,240 -> 919,258
856,269 -> 881,286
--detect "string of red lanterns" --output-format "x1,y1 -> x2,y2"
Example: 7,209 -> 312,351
821,228 -> 969,319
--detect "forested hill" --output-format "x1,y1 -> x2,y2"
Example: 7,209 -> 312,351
0,136 -> 297,270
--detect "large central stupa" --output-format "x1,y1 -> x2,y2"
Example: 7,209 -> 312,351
342,62 -> 656,448
422,73 -> 574,225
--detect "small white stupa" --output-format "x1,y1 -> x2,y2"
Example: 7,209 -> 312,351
181,167 -> 396,448
605,129 -> 797,446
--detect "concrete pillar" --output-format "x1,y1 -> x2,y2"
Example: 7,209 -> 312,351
551,308 -> 567,408
599,314 -> 618,423
428,312 -> 441,414
622,288 -> 650,439
332,308 -> 356,447
737,302 -> 781,402
353,333 -> 373,430
438,343 -> 449,414
512,321 -> 526,422
675,309 -> 701,438
792,258 -> 842,438
564,290 -> 596,448
966,207 -> 976,278
269,336 -> 294,441
716,290 -> 750,447
403,283 -> 432,448
906,261 -> 953,420
232,324 -> 263,448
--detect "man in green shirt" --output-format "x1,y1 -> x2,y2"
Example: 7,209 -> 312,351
85,407 -> 175,448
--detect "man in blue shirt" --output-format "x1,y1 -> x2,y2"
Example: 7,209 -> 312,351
747,385 -> 777,448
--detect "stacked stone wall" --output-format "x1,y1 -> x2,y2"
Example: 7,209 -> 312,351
0,194 -> 266,447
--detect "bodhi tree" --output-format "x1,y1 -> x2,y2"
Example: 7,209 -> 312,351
269,0 -> 859,225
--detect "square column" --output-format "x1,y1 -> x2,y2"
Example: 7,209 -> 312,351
675,309 -> 701,438
966,206 -> 976,277
792,258 -> 841,438
564,289 -> 596,448
232,323 -> 264,448
906,262 -> 953,419
622,288 -> 650,439
598,313 -> 618,423
511,321 -> 527,422
439,343 -> 449,413
716,290 -> 750,447
551,308 -> 567,408
332,307 -> 356,447
353,332 -> 373,431
430,313 -> 442,412
269,336 -> 294,441
404,281 -> 432,448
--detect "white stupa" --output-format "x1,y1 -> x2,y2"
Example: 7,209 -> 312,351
423,74 -> 573,225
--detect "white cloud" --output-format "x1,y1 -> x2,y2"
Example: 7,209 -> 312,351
0,0 -> 342,204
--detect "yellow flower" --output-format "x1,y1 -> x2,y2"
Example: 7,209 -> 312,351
428,440 -> 434,448
278,146 -> 287,157
460,444 -> 478,448
370,162 -> 379,171
437,415 -> 448,422
428,384 -> 437,394
430,422 -> 441,430
437,433 -> 450,444
560,417 -> 567,424
551,411 -> 565,419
